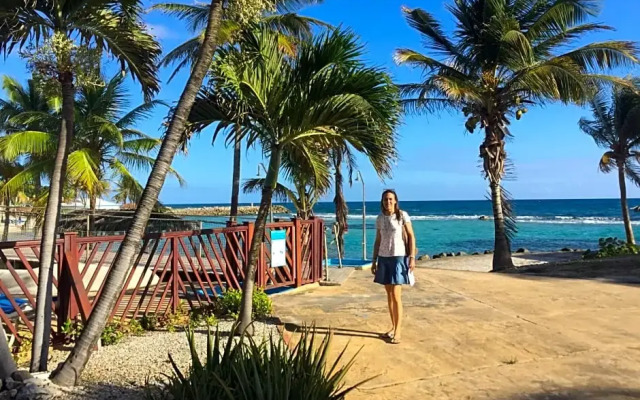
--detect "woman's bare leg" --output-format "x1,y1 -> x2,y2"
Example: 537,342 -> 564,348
391,285 -> 403,340
384,284 -> 395,336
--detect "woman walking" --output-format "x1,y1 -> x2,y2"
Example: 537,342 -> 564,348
372,189 -> 415,344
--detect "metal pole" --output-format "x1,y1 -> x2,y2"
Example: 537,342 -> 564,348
358,171 -> 366,260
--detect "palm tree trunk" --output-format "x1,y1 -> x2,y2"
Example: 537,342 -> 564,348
236,148 -> 281,334
30,70 -> 74,373
2,196 -> 10,242
50,0 -> 224,386
481,124 -> 513,272
333,153 -> 347,258
229,133 -> 241,223
618,162 -> 635,244
0,324 -> 18,379
490,181 -> 513,271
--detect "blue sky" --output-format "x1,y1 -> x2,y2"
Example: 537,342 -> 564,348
1,0 -> 640,204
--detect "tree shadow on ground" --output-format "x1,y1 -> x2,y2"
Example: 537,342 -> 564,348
499,255 -> 640,287
72,382 -> 149,400
284,323 -> 387,342
500,387 -> 640,399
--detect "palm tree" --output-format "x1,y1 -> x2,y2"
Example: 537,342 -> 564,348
154,0 -> 327,223
0,76 -> 57,195
1,0 -> 161,372
0,74 -> 183,233
395,0 -> 639,271
72,74 -> 183,232
187,27 -> 399,333
50,0 -> 225,386
0,161 -> 31,241
330,147 -> 356,258
579,81 -> 640,244
243,155 -> 329,220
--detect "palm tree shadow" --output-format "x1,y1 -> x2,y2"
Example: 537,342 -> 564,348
500,387 -> 640,399
284,323 -> 388,342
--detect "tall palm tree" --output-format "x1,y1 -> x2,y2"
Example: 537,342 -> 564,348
579,81 -> 640,244
330,146 -> 356,258
0,161 -> 30,241
1,0 -> 161,371
72,74 -> 183,232
50,0 -> 225,386
0,74 -> 183,233
0,76 -> 57,195
154,0 -> 327,223
188,27 -> 399,333
395,0 -> 639,271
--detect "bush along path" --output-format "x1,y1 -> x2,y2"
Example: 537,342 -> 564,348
2,290 -> 275,399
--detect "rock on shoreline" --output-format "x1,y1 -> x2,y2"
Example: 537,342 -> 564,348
168,205 -> 291,217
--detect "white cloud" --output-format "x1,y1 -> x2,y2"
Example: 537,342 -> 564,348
146,23 -> 174,40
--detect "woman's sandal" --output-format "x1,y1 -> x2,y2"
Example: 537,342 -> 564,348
390,336 -> 402,344
381,330 -> 394,339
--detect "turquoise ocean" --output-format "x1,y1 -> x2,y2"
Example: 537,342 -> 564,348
172,199 -> 640,259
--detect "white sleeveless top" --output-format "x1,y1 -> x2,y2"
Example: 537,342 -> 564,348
376,211 -> 411,257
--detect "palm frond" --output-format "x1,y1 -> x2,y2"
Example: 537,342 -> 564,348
116,100 -> 167,128
150,3 -> 210,33
0,130 -> 55,160
67,148 -> 101,193
242,178 -> 294,203
598,151 -> 616,173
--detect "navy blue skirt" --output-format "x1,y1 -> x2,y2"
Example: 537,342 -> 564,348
374,256 -> 410,285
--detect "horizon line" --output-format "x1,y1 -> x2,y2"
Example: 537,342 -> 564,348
165,197 -> 640,205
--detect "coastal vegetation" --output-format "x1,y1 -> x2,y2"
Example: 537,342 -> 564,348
579,80 -> 640,245
1,0 -> 640,394
395,0 -> 638,271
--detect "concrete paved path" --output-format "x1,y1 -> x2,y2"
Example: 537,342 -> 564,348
273,264 -> 640,399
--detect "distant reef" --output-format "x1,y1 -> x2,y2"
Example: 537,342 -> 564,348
167,205 -> 291,216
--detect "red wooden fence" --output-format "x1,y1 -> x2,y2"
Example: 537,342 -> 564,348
0,217 -> 324,344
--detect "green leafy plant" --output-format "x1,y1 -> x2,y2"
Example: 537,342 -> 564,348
60,318 -> 84,342
140,313 -> 159,331
101,319 -> 125,346
125,319 -> 145,336
584,237 -> 640,259
189,304 -> 218,328
13,336 -> 33,366
218,289 -> 272,319
159,302 -> 191,333
148,327 -> 372,400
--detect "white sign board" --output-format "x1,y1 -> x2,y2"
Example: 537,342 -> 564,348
270,230 -> 287,267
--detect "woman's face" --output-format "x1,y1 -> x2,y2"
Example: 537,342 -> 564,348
383,192 -> 396,213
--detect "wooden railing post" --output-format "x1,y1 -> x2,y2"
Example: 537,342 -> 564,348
171,237 -> 179,314
293,217 -> 302,287
318,218 -> 325,282
57,232 -> 79,335
244,221 -> 254,281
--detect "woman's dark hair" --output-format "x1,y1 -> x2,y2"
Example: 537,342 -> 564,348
380,189 -> 402,221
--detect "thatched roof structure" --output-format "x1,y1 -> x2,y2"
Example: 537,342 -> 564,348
58,210 -> 200,235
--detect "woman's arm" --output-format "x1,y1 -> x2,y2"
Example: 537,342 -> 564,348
371,227 -> 381,274
405,221 -> 416,271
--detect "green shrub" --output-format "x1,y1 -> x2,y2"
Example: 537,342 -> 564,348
101,319 -> 125,346
217,289 -> 272,319
583,237 -> 640,259
140,313 -> 158,331
126,319 -> 145,336
189,305 -> 217,328
61,318 -> 83,342
148,327 -> 371,400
